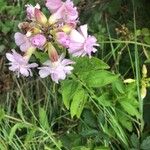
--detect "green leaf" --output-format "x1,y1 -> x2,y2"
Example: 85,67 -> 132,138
39,107 -> 49,130
24,128 -> 37,146
135,30 -> 141,36
70,88 -> 87,118
34,51 -> 49,63
73,56 -> 109,74
82,109 -> 97,128
9,123 -> 27,142
61,80 -> 79,109
0,139 -> 7,150
120,101 -> 140,118
144,36 -> 150,44
131,133 -> 139,148
117,113 -> 133,132
17,95 -> 25,121
97,93 -> 112,107
82,70 -> 118,88
0,108 -> 5,122
142,28 -> 150,36
112,79 -> 125,94
141,136 -> 150,150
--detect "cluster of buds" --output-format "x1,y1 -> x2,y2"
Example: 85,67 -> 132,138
6,0 -> 99,83
115,24 -> 133,40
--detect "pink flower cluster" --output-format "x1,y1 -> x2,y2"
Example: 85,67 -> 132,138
6,0 -> 99,83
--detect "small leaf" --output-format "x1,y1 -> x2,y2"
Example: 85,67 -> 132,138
0,108 -> 5,122
131,133 -> 139,148
17,95 -> 25,121
82,109 -> 97,128
34,51 -> 49,63
144,36 -> 150,44
70,88 -> 87,118
9,123 -> 27,142
142,28 -> 150,36
135,30 -> 141,36
39,107 -> 49,130
112,79 -> 125,94
141,136 -> 150,150
120,101 -> 140,118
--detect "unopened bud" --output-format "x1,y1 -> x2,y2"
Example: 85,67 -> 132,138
141,85 -> 147,99
142,65 -> 147,78
35,8 -> 47,25
124,78 -> 135,83
48,15 -> 57,25
47,42 -> 59,62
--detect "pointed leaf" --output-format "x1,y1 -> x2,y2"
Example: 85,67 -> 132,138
82,70 -> 118,88
70,88 -> 87,118
39,107 -> 49,130
61,80 -> 79,109
17,95 -> 25,121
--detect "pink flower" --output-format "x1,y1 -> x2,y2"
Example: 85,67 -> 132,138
6,50 -> 38,77
14,32 -> 32,52
46,0 -> 62,13
30,34 -> 46,49
56,32 -> 70,48
49,0 -> 78,24
68,24 -> 99,57
39,54 -> 74,83
25,3 -> 40,20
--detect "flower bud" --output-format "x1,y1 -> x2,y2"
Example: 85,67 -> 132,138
141,84 -> 147,99
48,15 -> 57,25
26,3 -> 40,20
47,42 -> 59,62
142,64 -> 147,78
124,78 -> 135,83
35,8 -> 47,25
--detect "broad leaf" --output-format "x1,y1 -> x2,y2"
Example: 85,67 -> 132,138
97,93 -> 112,107
61,80 -> 79,109
73,56 -> 109,74
120,101 -> 140,118
81,70 -> 118,88
70,88 -> 87,118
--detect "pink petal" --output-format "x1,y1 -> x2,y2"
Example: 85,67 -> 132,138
80,24 -> 88,38
70,29 -> 85,43
6,53 -> 15,62
14,32 -> 27,46
20,68 -> 29,77
46,0 -> 62,13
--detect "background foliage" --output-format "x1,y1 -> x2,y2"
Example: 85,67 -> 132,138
0,0 -> 150,149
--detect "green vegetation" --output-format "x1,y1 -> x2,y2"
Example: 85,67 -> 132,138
0,0 -> 150,149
